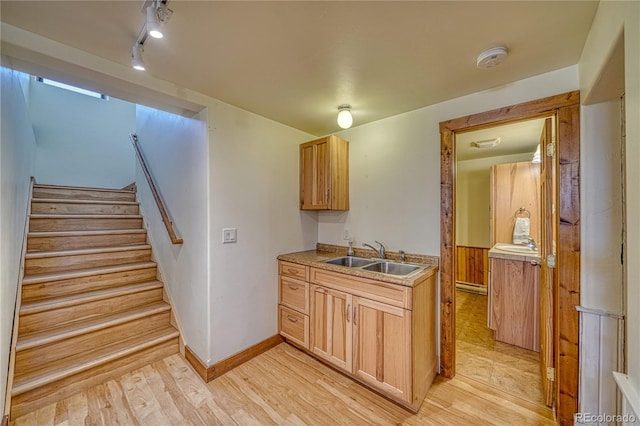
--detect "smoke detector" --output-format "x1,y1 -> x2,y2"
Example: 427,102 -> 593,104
477,46 -> 508,69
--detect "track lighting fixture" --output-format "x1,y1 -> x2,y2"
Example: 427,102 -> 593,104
337,105 -> 353,129
130,0 -> 173,71
131,44 -> 145,71
146,5 -> 163,39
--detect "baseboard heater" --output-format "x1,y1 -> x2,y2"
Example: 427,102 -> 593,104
455,281 -> 487,295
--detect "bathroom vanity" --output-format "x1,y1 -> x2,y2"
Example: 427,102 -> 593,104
487,244 -> 541,351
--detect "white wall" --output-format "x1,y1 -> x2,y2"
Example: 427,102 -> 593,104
318,66 -> 579,255
29,78 -> 136,188
579,0 -> 640,417
207,101 -> 317,363
580,99 -> 623,314
0,66 -> 37,418
456,153 -> 532,248
135,105 -> 211,361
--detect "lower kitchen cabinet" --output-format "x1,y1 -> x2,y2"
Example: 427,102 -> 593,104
353,297 -> 411,401
309,285 -> 352,371
278,260 -> 437,412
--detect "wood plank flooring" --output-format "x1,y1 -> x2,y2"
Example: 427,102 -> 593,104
456,290 -> 545,405
11,343 -> 555,425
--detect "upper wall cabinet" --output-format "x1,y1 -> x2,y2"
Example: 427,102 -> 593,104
300,135 -> 349,210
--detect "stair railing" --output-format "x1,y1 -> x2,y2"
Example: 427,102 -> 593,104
129,133 -> 183,245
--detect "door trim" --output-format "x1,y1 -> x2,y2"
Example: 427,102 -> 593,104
439,91 -> 580,424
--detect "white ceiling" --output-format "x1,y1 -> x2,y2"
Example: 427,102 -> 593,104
0,1 -> 598,136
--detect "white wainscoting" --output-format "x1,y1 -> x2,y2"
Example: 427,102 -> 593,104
576,306 -> 625,425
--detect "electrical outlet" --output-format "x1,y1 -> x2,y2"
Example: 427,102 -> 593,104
222,228 -> 237,243
343,229 -> 350,240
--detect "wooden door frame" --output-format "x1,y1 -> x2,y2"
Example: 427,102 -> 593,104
439,91 -> 580,424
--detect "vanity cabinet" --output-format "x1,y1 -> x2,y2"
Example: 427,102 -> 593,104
278,259 -> 437,412
488,256 -> 540,351
300,135 -> 349,210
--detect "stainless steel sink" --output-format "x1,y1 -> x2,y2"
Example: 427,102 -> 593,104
361,261 -> 422,276
323,256 -> 376,268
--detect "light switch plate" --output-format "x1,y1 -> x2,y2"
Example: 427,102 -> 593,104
222,228 -> 237,243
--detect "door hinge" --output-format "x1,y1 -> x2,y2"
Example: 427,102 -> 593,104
547,367 -> 556,381
546,142 -> 556,157
547,254 -> 556,268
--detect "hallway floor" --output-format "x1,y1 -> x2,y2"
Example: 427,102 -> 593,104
455,290 -> 545,406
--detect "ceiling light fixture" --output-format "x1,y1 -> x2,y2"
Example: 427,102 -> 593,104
130,0 -> 173,71
471,137 -> 500,149
146,5 -> 164,39
476,46 -> 508,69
337,105 -> 353,129
131,44 -> 145,71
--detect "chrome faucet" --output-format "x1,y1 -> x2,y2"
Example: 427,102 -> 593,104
363,241 -> 386,259
525,237 -> 538,251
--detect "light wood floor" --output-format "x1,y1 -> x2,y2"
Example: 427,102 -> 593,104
456,290 -> 545,405
11,343 -> 555,425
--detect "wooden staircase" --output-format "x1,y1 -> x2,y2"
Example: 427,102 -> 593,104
10,184 -> 180,418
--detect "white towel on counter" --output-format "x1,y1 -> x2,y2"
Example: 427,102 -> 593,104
513,217 -> 531,244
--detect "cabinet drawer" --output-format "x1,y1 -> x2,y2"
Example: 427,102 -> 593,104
279,261 -> 309,280
279,306 -> 309,349
279,276 -> 309,314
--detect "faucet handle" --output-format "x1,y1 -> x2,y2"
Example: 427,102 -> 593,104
399,250 -> 406,263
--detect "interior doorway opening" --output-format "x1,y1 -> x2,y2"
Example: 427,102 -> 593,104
453,116 -> 553,405
439,91 -> 581,423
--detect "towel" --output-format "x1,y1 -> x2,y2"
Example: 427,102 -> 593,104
513,217 -> 531,244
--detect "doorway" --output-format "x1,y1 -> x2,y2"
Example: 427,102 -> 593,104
439,91 -> 581,424
453,117 -> 550,405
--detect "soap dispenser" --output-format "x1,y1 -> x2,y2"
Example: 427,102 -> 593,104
347,240 -> 355,256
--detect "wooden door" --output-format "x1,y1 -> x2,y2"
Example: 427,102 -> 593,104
352,297 -> 412,402
300,138 -> 329,209
539,117 -> 555,407
309,285 -> 352,371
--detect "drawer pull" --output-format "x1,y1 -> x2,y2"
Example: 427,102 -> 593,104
287,268 -> 299,275
353,306 -> 357,325
287,315 -> 299,323
287,284 -> 299,290
346,304 -> 351,323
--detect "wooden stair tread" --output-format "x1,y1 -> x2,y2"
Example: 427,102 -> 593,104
11,326 -> 179,396
32,198 -> 138,205
20,281 -> 163,314
16,302 -> 171,350
30,214 -> 142,219
33,184 -> 135,194
28,229 -> 147,237
22,261 -> 157,285
25,244 -> 151,259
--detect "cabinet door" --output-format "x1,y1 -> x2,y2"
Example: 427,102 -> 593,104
300,139 -> 329,210
309,285 -> 352,371
353,297 -> 411,402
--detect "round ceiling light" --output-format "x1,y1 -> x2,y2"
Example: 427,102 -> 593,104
337,104 -> 353,129
477,46 -> 508,69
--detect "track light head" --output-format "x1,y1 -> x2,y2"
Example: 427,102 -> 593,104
131,44 -> 145,71
146,5 -> 164,39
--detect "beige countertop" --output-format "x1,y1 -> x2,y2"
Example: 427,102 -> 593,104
277,249 -> 438,287
488,243 -> 541,262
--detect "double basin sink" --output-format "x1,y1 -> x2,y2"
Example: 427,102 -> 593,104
322,256 -> 425,277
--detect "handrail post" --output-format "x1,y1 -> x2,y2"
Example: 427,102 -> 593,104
130,133 -> 183,245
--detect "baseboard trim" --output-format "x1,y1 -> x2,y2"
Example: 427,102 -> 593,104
185,334 -> 283,383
